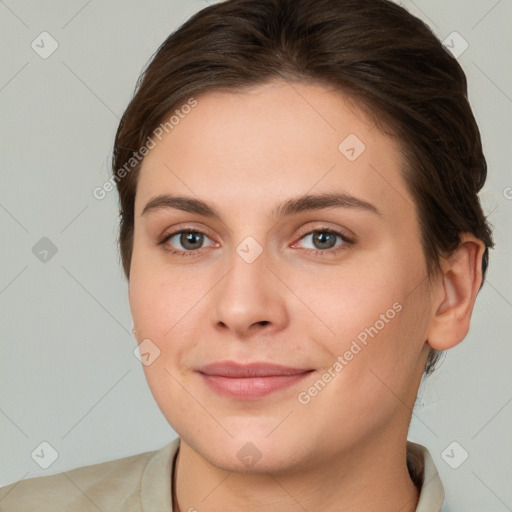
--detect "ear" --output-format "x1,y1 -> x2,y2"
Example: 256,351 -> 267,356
426,234 -> 485,351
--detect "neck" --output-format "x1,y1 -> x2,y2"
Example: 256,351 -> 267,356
173,432 -> 419,512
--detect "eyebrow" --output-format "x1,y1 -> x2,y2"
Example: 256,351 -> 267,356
141,192 -> 381,219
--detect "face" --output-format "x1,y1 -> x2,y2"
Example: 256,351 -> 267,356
129,80 -> 433,474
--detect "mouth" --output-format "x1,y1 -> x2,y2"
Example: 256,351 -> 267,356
195,361 -> 315,400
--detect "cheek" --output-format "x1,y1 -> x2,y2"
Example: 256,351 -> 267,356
304,269 -> 401,349
129,256 -> 199,427
129,250 -> 203,341
128,252 -> 214,408
299,291 -> 431,444
311,254 -> 430,382
299,233 -> 427,348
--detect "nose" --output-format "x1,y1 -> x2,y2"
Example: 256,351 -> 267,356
211,243 -> 289,339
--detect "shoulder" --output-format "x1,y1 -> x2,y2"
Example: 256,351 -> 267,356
0,439 -> 179,512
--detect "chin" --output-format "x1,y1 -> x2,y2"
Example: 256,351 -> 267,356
179,426 -> 313,475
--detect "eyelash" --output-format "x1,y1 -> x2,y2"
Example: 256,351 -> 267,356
157,227 -> 355,257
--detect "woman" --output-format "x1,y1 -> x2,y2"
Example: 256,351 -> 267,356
0,0 -> 493,510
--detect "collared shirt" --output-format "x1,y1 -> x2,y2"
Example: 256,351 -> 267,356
0,438 -> 445,511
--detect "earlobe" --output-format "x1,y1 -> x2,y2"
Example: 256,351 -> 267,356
427,234 -> 485,351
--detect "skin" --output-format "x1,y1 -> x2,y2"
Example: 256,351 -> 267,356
129,80 -> 484,512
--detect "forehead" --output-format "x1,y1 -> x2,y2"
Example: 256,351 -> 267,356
135,80 -> 414,221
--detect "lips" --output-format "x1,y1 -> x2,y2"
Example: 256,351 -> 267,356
195,361 -> 314,400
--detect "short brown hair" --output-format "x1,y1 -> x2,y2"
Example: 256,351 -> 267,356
112,0 -> 494,374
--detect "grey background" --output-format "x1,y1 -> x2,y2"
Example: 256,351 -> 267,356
1,1 -> 511,510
